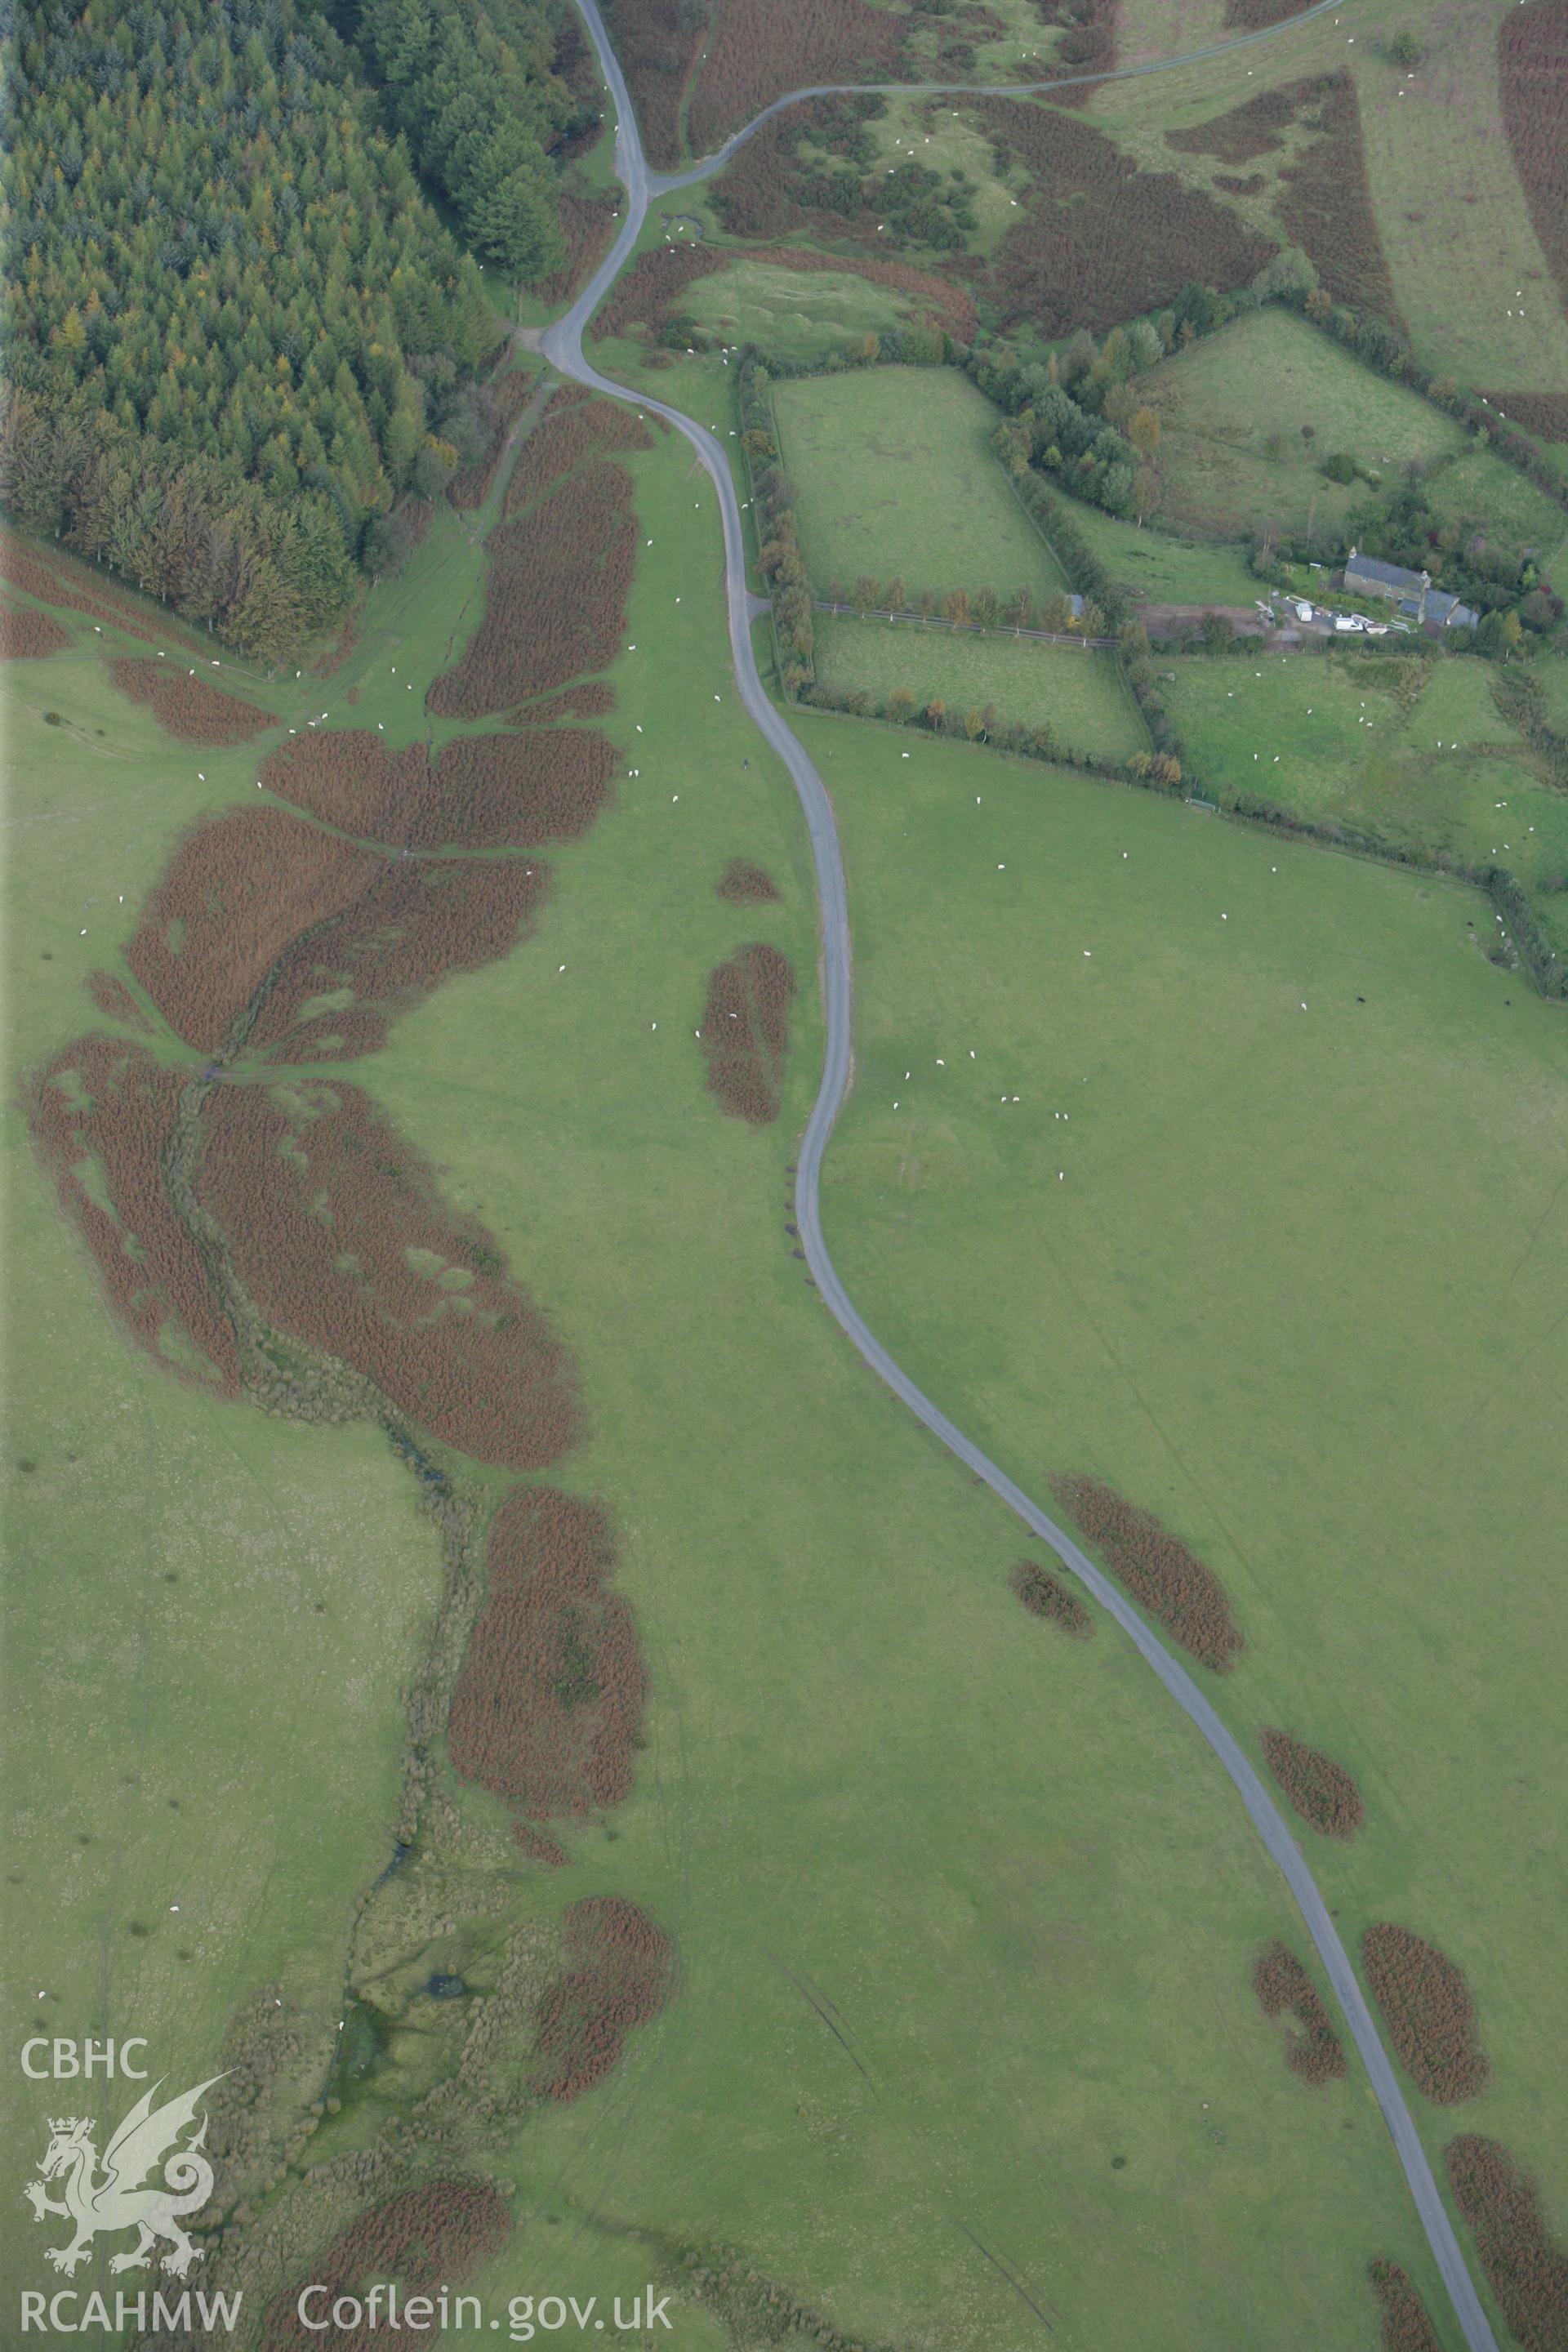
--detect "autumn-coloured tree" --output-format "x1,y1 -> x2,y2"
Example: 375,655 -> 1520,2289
1129,405 -> 1162,457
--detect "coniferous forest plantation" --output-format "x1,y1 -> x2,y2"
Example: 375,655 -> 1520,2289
0,0 -> 585,657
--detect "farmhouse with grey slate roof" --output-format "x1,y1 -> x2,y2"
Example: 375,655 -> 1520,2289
1343,549 -> 1479,631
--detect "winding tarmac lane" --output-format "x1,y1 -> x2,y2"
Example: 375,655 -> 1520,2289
542,11 -> 1498,2345
651,0 -> 1359,189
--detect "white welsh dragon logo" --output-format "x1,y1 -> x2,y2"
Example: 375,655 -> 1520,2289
23,2076 -> 225,2278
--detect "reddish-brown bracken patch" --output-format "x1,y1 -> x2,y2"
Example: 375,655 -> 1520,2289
1223,0 -> 1309,23
430,462 -> 638,719
0,523 -> 207,653
261,728 -> 613,852
1368,2261 -> 1445,2352
599,0 -> 706,169
1446,2136 -> 1568,2352
1049,0 -> 1117,104
503,396 -> 653,522
716,858 -> 780,904
1499,2 -> 1568,324
975,98 -> 1277,336
595,234 -> 978,345
109,657 -> 272,746
532,1895 -> 673,2103
1165,81 -> 1306,163
449,368 -> 541,511
194,1080 -> 582,1468
313,611 -> 360,679
701,942 -> 795,1124
1361,1924 -> 1490,2105
534,194 -> 621,310
246,853 -> 545,1064
261,732 -> 430,840
1254,1940 -> 1347,2083
1261,1727 -> 1364,1840
686,0 -> 905,155
126,807 -> 385,1054
448,1486 -> 646,1818
0,604 -> 69,657
1050,1476 -> 1244,1670
513,1823 -> 572,1867
26,1036 -> 238,1392
1478,391 -> 1568,443
1277,72 -> 1405,327
261,2181 -> 511,2350
425,731 -> 613,850
511,679 -> 617,724
86,969 -> 152,1031
1010,1560 -> 1092,1636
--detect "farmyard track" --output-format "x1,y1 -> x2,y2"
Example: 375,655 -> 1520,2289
541,11 -> 1499,2347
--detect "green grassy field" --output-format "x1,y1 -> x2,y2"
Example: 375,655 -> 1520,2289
809,710 -> 1567,2342
1140,307 -> 1465,546
860,97 -> 1024,258
896,0 -> 1066,82
814,611 -> 1147,755
357,427 -> 1467,2352
1055,498 -> 1264,607
1419,442 -> 1568,571
1421,444 -> 1568,570
1116,0 -> 1228,69
1165,647 -> 1568,969
684,258 -> 913,362
2,420 -> 1463,2350
0,660 -> 445,2292
773,364 -> 1070,603
1086,0 -> 1568,404
1352,0 -> 1568,395
1534,653 -> 1568,727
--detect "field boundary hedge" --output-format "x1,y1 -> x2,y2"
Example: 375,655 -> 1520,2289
741,344 -> 1170,751
1222,792 -> 1566,1000
814,598 -> 1115,650
737,332 -> 1565,1001
737,357 -> 811,692
798,677 -> 1174,787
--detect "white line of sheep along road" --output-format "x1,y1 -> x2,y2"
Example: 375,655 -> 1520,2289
541,7 -> 1499,2346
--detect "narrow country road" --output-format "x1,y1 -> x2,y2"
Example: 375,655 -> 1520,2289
541,11 -> 1499,2349
650,0 -> 1359,190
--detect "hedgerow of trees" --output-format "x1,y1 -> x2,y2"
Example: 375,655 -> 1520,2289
968,255 -> 1562,647
0,0 -> 515,655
